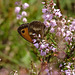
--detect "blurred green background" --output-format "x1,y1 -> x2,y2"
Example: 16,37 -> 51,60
0,0 -> 75,73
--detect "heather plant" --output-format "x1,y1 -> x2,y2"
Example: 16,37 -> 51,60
15,0 -> 75,75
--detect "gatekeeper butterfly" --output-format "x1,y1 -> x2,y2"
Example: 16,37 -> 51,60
17,21 -> 46,43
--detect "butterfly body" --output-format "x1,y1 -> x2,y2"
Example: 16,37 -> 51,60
17,21 -> 45,43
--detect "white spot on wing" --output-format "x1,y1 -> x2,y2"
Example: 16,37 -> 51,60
33,27 -> 41,31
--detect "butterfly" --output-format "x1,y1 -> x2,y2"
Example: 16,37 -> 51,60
17,21 -> 46,43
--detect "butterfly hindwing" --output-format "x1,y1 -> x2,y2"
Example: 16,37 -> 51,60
28,21 -> 45,39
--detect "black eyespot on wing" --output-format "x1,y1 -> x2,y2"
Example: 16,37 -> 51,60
22,30 -> 25,33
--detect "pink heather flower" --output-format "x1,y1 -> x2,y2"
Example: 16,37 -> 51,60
56,32 -> 61,36
50,20 -> 57,27
15,7 -> 21,13
63,63 -> 66,66
22,3 -> 29,9
53,3 -> 56,6
53,9 -> 60,13
52,3 -> 56,9
41,51 -> 46,56
42,8 -> 48,13
67,20 -> 70,22
46,49 -> 49,53
50,27 -> 55,33
49,46 -> 53,50
32,39 -> 36,43
66,65 -> 70,68
55,11 -> 62,17
34,43 -> 39,48
32,33 -> 36,36
22,11 -> 27,16
45,43 -> 49,47
52,47 -> 56,52
45,69 -> 49,72
69,19 -> 75,31
44,21 -> 50,28
61,28 -> 64,33
38,34 -> 41,38
66,31 -> 72,36
23,18 -> 27,22
69,25 -> 75,31
42,40 -> 45,42
49,14 -> 53,20
72,19 -> 75,25
57,27 -> 61,31
42,2 -> 45,4
68,62 -> 72,66
62,32 -> 66,37
61,70 -> 64,72
15,2 -> 19,5
16,14 -> 22,19
40,44 -> 46,49
59,64 -> 62,67
46,14 -> 50,19
65,36 -> 72,41
45,14 -> 53,21
65,69 -> 71,75
53,9 -> 62,17
62,18 -> 66,24
73,69 -> 75,75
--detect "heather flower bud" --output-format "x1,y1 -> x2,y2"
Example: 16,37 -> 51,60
23,18 -> 27,22
42,8 -> 48,13
16,14 -> 22,19
72,19 -> 75,25
15,7 -> 21,13
42,2 -> 45,4
22,11 -> 27,16
50,19 -> 57,27
34,43 -> 39,48
41,50 -> 46,56
40,44 -> 46,49
32,39 -> 37,43
50,27 -> 55,33
46,49 -> 49,53
59,64 -> 62,67
22,3 -> 29,9
44,21 -> 50,28
66,31 -> 72,36
52,47 -> 56,52
55,11 -> 62,17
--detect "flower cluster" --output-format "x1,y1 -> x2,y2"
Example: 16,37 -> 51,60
55,19 -> 75,43
33,38 -> 57,56
42,0 -> 75,44
40,0 -> 75,74
59,62 -> 75,75
42,0 -> 62,28
15,2 -> 29,22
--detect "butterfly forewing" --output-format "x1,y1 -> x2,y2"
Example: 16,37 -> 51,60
17,23 -> 33,43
